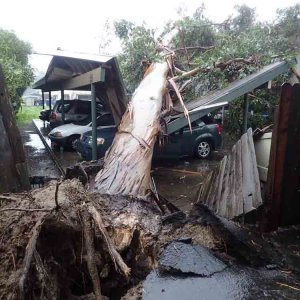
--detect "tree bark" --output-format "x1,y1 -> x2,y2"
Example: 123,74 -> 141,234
0,65 -> 30,192
95,62 -> 169,197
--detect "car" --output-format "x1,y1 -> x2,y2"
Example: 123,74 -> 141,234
49,99 -> 104,128
48,112 -> 115,149
39,109 -> 51,122
74,115 -> 222,160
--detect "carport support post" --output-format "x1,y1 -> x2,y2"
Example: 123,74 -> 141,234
242,93 -> 249,134
49,91 -> 52,111
42,90 -> 45,109
61,89 -> 65,123
91,83 -> 97,160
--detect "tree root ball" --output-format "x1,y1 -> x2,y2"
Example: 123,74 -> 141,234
0,180 -> 161,299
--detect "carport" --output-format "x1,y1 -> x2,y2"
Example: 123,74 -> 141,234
32,50 -> 127,159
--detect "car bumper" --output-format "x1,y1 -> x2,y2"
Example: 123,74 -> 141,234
74,140 -> 110,161
48,135 -> 68,147
215,134 -> 222,149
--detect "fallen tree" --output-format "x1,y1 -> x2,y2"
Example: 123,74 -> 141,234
0,61 -> 173,299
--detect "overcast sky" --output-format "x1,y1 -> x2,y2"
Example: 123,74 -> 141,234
1,0 -> 298,72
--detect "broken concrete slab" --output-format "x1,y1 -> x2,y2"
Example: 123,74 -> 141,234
159,241 -> 226,276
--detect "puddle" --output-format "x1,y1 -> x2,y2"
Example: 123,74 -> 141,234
144,266 -> 299,300
25,133 -> 45,151
152,157 -> 219,214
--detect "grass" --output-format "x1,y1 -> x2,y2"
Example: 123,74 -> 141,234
16,106 -> 42,124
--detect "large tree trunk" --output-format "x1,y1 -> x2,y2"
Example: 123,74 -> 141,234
0,65 -> 30,192
95,62 -> 169,197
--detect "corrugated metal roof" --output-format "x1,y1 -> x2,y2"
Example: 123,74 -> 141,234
174,60 -> 290,113
167,60 -> 290,134
33,50 -> 113,63
32,50 -> 117,90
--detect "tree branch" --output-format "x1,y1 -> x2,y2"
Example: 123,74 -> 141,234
174,46 -> 215,52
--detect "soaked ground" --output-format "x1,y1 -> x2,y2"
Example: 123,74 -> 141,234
25,119 -> 225,213
33,119 -> 81,172
19,121 -> 300,299
144,266 -> 300,300
152,157 -> 220,213
19,123 -> 60,178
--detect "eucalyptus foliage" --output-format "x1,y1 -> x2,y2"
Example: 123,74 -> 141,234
0,29 -> 33,112
114,4 -> 299,135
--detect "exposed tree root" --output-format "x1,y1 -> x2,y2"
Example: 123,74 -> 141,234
82,209 -> 102,300
19,216 -> 46,299
0,180 -> 162,299
88,206 -> 131,277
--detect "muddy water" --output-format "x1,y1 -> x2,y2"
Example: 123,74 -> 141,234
152,157 -> 220,213
23,120 -> 222,213
20,124 -> 60,178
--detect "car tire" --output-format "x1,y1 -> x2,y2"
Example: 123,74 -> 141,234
67,135 -> 80,150
195,139 -> 212,159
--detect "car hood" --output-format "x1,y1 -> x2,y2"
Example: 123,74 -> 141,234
49,123 -> 89,137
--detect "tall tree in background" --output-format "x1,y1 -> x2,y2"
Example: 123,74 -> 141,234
0,29 -> 33,112
114,4 -> 299,136
114,20 -> 157,92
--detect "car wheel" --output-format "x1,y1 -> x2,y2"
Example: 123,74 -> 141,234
195,139 -> 212,159
67,136 -> 80,150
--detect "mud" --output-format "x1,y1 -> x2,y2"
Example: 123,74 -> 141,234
152,157 -> 219,214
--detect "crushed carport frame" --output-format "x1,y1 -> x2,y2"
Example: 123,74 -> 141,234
167,60 -> 291,134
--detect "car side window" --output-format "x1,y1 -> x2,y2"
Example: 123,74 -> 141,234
96,114 -> 115,126
57,103 -> 72,113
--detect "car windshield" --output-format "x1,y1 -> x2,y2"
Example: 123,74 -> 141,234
88,114 -> 115,127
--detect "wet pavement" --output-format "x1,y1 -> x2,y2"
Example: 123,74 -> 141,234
152,157 -> 220,213
144,266 -> 300,300
33,119 -> 81,172
26,119 -> 222,213
19,123 -> 60,178
144,240 -> 300,300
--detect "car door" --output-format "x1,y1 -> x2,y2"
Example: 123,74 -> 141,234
181,120 -> 205,156
154,129 -> 183,158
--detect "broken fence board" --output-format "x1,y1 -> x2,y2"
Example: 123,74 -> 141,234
235,139 -> 244,217
247,128 -> 263,208
199,128 -> 262,219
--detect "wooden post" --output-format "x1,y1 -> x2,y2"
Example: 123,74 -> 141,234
262,83 -> 300,230
281,83 -> 300,225
0,65 -> 30,192
242,93 -> 249,134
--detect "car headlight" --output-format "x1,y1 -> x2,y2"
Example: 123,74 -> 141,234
52,131 -> 62,137
86,137 -> 105,145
